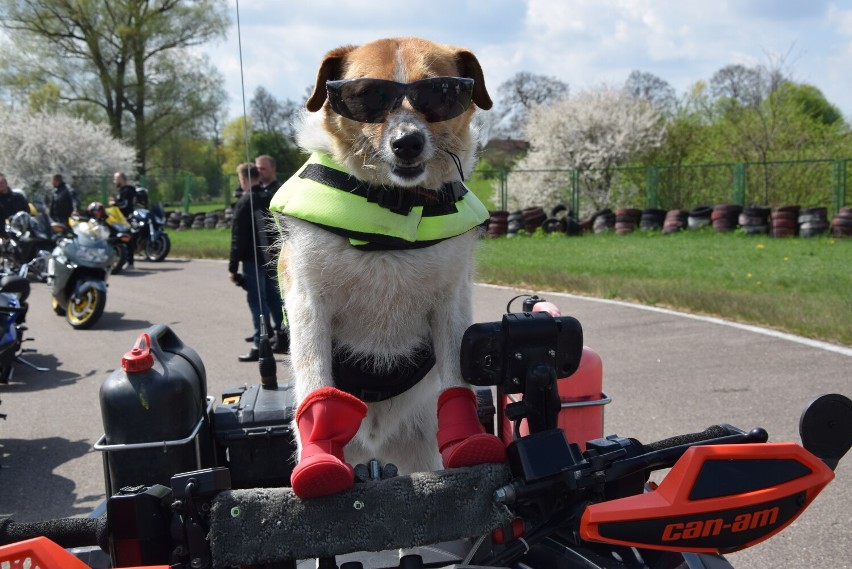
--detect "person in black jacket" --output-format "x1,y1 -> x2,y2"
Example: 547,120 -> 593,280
111,172 -> 137,268
228,162 -> 287,361
0,173 -> 29,236
49,174 -> 80,224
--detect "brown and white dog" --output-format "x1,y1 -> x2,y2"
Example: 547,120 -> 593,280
270,37 -> 506,499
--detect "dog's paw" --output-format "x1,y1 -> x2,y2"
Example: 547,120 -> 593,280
291,455 -> 356,499
441,433 -> 506,468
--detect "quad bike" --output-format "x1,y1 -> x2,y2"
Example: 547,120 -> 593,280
0,298 -> 849,569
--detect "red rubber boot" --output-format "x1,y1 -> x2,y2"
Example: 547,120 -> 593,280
437,387 -> 506,468
290,386 -> 368,499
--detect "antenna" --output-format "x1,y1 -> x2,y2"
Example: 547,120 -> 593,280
235,0 -> 277,387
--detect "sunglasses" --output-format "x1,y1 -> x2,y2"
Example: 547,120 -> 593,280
325,76 -> 474,123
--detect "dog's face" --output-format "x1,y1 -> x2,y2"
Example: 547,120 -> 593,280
305,37 -> 492,190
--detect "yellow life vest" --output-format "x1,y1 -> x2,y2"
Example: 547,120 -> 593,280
269,153 -> 488,250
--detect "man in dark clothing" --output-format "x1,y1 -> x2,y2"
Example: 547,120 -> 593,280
0,173 -> 29,236
112,172 -> 137,268
255,155 -> 281,193
49,174 -> 79,224
228,163 -> 287,361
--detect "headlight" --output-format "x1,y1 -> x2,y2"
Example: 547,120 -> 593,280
77,246 -> 111,264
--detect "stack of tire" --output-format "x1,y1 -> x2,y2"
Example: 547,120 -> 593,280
711,204 -> 742,232
166,211 -> 182,229
770,205 -> 800,238
178,212 -> 193,230
507,210 -> 524,237
614,208 -> 642,234
592,208 -> 615,234
541,204 -> 582,236
486,211 -> 508,238
797,207 -> 829,237
687,205 -> 713,230
203,211 -> 220,229
738,206 -> 770,235
521,206 -> 547,234
662,210 -> 688,234
639,208 -> 667,231
829,207 -> 852,238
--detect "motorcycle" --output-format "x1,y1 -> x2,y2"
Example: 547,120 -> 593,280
130,200 -> 171,262
46,217 -> 115,329
0,299 -> 849,569
102,205 -> 132,275
0,273 -> 48,385
0,206 -> 63,282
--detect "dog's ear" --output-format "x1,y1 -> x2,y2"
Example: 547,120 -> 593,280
305,45 -> 356,112
455,50 -> 492,110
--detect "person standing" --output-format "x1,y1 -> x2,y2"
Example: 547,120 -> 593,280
0,174 -> 29,235
255,154 -> 281,193
228,163 -> 287,361
111,172 -> 137,268
49,174 -> 79,224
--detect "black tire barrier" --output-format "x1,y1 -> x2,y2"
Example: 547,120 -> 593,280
798,207 -> 829,237
542,217 -> 568,234
640,208 -> 667,231
521,206 -> 547,234
687,205 -> 713,229
711,204 -> 742,232
830,207 -> 852,237
663,209 -> 688,234
592,212 -> 615,233
771,205 -> 800,238
550,203 -> 570,218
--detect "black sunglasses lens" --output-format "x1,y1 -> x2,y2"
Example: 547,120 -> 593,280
329,79 -> 402,123
409,78 -> 473,122
327,77 -> 474,122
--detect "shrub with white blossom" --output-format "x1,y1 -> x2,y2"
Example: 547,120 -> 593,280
0,109 -> 137,200
504,85 -> 665,215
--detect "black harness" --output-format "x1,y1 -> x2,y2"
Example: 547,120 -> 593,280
332,346 -> 436,403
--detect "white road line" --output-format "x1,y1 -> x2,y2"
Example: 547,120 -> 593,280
477,283 -> 852,357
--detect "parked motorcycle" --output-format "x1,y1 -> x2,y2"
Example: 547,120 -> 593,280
0,301 -> 849,569
0,206 -> 63,281
46,217 -> 115,329
93,203 -> 132,275
130,199 -> 170,262
0,274 -> 48,385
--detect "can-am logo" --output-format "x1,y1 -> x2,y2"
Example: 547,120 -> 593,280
661,507 -> 780,541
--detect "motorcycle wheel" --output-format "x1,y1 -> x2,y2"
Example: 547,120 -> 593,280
51,296 -> 66,316
145,234 -> 171,262
66,286 -> 106,329
110,244 -> 128,275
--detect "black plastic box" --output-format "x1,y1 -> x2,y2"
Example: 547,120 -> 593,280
212,383 -> 297,489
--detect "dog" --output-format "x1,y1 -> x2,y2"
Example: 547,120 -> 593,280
270,37 -> 506,499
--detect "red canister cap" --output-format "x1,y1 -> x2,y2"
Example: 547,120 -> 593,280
122,333 -> 154,373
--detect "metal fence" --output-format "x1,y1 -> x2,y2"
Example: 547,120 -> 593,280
62,158 -> 848,216
472,158 -> 849,217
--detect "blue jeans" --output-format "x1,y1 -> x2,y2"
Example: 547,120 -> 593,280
242,261 -> 284,347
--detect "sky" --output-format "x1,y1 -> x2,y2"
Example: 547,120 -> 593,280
202,0 -> 852,123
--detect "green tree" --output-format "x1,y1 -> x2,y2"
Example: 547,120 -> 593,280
0,0 -> 230,175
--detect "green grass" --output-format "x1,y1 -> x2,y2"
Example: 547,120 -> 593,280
169,228 -> 852,346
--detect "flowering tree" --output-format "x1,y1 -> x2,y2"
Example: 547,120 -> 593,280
0,109 -> 136,200
505,85 -> 665,214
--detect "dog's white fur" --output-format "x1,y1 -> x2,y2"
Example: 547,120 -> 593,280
278,37 -> 491,474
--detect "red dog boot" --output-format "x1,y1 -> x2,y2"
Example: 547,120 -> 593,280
437,387 -> 506,468
290,386 -> 368,499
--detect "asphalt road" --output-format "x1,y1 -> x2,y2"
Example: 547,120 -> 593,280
0,257 -> 849,568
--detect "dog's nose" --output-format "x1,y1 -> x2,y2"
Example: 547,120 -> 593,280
391,131 -> 425,161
